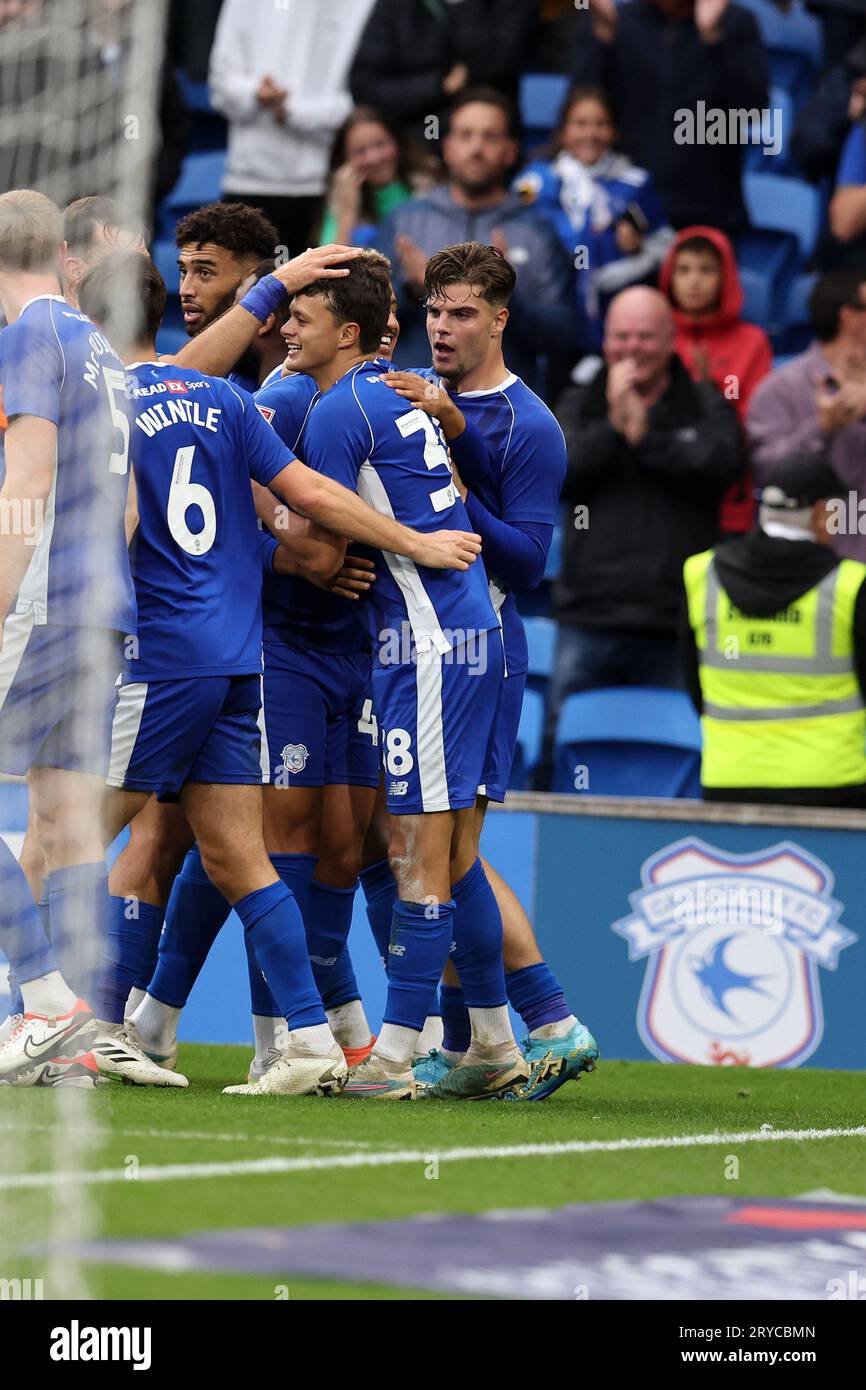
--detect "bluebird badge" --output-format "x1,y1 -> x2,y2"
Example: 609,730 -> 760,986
613,837 -> 857,1068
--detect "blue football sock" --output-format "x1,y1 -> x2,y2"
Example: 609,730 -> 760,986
450,858 -> 507,1008
245,853 -> 319,1018
246,931 -> 282,1017
270,852 -> 317,917
382,898 -> 455,1031
147,847 -> 230,1008
133,904 -> 166,991
0,836 -> 56,987
234,881 -> 326,1030
93,898 -> 165,1024
47,861 -> 109,1004
37,890 -> 50,940
359,859 -> 397,969
305,878 -> 361,1010
506,963 -> 572,1032
440,983 -> 471,1054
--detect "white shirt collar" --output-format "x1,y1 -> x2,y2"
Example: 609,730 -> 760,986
19,293 -> 67,316
451,373 -> 518,398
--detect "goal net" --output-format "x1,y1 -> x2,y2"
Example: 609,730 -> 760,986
0,0 -> 169,1302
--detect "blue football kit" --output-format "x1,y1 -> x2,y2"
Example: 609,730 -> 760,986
0,295 -> 135,776
300,357 -> 501,815
107,362 -> 292,800
253,370 -> 379,791
415,368 -> 566,801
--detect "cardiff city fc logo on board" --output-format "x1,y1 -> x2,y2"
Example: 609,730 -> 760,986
612,837 -> 857,1068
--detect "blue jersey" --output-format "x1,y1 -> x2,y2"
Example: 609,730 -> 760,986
125,362 -> 292,681
0,294 -> 135,633
301,358 -> 497,655
254,371 -> 369,655
514,154 -> 673,345
416,368 -> 566,674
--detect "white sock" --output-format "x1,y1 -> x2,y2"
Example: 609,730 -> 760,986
253,1013 -> 288,1061
327,999 -> 371,1048
20,972 -> 78,1017
529,1014 -> 577,1042
374,1022 -> 419,1068
441,1047 -> 465,1064
124,986 -> 145,1023
130,993 -> 181,1049
414,1014 -> 444,1057
468,1005 -> 515,1050
290,1022 -> 338,1056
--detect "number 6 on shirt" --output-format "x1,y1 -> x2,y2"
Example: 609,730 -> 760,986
167,444 -> 217,555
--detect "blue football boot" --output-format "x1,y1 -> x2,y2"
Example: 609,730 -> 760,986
507,1021 -> 599,1101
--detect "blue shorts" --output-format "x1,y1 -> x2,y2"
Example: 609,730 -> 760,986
479,668 -> 526,803
107,673 -> 263,801
0,615 -> 122,777
259,641 -> 379,789
373,630 -> 504,815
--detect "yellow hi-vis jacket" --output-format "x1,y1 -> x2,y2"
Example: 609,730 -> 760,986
683,548 -> 866,788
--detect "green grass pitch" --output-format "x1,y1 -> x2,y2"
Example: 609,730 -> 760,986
3,1046 -> 865,1300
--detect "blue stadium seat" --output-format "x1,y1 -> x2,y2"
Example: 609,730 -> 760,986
177,70 -> 216,116
508,686 -> 544,791
163,150 -> 226,213
739,265 -> 775,326
735,0 -> 823,99
783,269 -> 817,328
519,73 -> 570,145
774,269 -> 817,353
744,86 -> 796,174
152,237 -> 179,292
524,615 -> 556,692
744,172 -> 822,262
553,686 -> 702,798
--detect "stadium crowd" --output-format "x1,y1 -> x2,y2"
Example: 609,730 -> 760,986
2,0 -> 866,1095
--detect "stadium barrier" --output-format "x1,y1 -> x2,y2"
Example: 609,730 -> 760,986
2,784 -> 863,1069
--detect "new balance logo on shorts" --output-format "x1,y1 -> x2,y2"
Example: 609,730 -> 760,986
389,779 -> 408,797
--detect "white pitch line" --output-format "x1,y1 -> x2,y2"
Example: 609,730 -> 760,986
0,1121 -> 390,1151
1,1125 -> 864,1191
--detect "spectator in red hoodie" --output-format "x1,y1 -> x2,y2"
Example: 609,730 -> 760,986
659,225 -> 772,533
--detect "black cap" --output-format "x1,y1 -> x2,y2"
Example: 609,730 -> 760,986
761,453 -> 844,510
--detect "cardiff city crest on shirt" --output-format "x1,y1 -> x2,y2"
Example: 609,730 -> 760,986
612,837 -> 857,1068
279,743 -> 309,776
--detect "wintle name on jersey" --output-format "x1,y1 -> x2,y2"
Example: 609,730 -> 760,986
129,377 -> 222,437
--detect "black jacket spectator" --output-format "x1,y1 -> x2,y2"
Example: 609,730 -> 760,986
572,0 -> 769,233
350,0 -> 537,136
555,355 -> 743,634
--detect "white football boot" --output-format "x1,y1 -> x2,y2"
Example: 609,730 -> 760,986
90,1021 -> 188,1087
224,1041 -> 347,1097
248,1017 -> 290,1085
0,1001 -> 97,1084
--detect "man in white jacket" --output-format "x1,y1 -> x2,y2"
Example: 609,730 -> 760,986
208,0 -> 376,256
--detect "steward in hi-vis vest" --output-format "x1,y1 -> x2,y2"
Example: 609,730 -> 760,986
681,454 -> 866,808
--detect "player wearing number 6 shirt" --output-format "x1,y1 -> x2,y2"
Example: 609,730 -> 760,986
77,251 -> 478,1098
0,191 -> 136,1086
259,252 -> 529,1100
